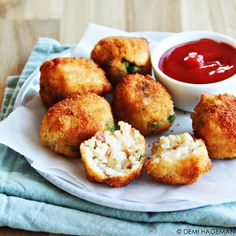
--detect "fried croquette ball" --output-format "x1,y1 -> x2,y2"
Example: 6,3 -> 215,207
191,93 -> 236,159
80,121 -> 146,188
40,93 -> 115,158
40,57 -> 112,108
91,36 -> 151,85
112,74 -> 175,136
146,133 -> 212,185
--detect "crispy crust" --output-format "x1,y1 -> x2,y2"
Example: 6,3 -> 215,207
113,74 -> 174,136
146,138 -> 212,185
91,36 -> 151,85
40,93 -> 114,158
191,93 -> 236,159
40,57 -> 112,108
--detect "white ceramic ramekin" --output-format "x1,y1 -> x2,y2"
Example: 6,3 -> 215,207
151,31 -> 236,112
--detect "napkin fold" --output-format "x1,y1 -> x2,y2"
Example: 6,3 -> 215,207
0,35 -> 236,236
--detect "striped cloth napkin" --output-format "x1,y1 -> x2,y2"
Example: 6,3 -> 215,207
0,37 -> 236,236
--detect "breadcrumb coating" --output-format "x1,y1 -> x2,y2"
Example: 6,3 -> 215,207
40,93 -> 114,158
191,93 -> 236,159
113,74 -> 175,136
146,133 -> 212,185
91,37 -> 151,85
40,57 -> 112,107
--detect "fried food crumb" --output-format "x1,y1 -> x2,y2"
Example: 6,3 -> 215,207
40,93 -> 114,158
91,37 -> 151,85
40,57 -> 112,107
113,74 -> 175,136
191,93 -> 236,159
146,133 -> 212,185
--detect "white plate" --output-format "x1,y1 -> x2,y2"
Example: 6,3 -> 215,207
13,32 -> 211,212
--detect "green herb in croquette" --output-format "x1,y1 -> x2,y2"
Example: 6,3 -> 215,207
113,74 -> 175,136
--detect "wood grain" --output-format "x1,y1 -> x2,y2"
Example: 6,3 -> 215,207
60,0 -> 126,43
180,0 -> 236,37
0,19 -> 59,106
0,0 -> 64,19
0,0 -> 235,235
125,0 -> 181,32
1,0 -> 236,42
0,227 -> 51,235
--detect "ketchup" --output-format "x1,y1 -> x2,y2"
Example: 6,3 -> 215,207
159,38 -> 236,84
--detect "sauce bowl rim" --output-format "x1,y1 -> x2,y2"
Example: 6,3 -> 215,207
151,31 -> 236,87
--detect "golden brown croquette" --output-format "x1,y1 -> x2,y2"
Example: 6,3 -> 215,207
91,37 -> 151,85
191,93 -> 236,159
40,57 -> 112,108
112,74 -> 175,136
146,133 -> 212,185
40,93 -> 115,158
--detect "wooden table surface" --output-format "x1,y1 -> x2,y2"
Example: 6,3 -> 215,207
0,0 -> 235,235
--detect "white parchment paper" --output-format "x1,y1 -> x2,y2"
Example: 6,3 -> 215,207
0,24 -> 236,209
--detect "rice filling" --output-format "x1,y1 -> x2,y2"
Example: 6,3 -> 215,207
82,122 -> 144,176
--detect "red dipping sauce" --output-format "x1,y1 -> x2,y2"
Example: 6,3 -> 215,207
159,38 -> 236,84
